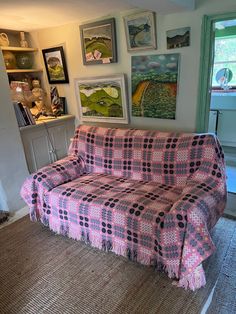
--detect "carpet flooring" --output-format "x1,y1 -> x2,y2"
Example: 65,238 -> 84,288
0,216 -> 235,314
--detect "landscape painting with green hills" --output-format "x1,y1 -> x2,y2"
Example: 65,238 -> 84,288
131,54 -> 179,119
76,75 -> 128,124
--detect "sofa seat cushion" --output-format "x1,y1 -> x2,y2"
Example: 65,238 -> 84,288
43,172 -> 183,261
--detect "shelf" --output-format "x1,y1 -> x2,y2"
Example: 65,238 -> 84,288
6,69 -> 43,73
1,46 -> 38,52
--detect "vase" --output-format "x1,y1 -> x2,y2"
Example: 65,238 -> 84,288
3,51 -> 16,69
16,53 -> 33,69
19,32 -> 28,48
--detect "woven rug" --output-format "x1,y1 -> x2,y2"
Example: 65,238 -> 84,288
0,216 -> 235,314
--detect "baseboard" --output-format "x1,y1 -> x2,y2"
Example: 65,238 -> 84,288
0,206 -> 28,230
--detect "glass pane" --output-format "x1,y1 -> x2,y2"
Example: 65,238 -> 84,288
214,37 -> 236,62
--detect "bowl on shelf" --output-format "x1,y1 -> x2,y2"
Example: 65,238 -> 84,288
3,51 -> 16,69
16,53 -> 33,69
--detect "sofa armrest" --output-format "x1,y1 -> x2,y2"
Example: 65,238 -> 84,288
165,171 -> 227,289
20,155 -> 86,221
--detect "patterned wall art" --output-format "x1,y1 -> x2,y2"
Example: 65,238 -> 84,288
123,11 -> 156,51
131,54 -> 180,119
75,74 -> 129,124
80,18 -> 117,65
166,27 -> 190,49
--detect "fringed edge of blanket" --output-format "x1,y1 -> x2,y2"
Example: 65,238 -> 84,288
44,217 -> 206,291
176,264 -> 206,291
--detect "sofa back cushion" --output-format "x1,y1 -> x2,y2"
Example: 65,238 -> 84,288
68,125 -> 223,186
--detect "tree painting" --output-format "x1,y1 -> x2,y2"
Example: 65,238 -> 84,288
131,54 -> 179,119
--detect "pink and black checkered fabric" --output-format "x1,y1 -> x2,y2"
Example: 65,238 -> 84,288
21,125 -> 227,290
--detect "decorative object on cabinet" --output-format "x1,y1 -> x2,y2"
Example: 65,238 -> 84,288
75,74 -> 128,124
31,79 -> 48,118
3,50 -> 16,69
123,11 -> 156,51
80,18 -> 117,65
166,27 -> 190,49
50,86 -> 63,116
132,53 -> 179,119
19,31 -> 28,48
0,32 -> 9,46
42,46 -> 69,84
16,52 -> 33,69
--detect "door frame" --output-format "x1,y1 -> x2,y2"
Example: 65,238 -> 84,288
196,12 -> 236,132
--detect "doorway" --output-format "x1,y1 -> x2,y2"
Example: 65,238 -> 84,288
197,12 -> 236,218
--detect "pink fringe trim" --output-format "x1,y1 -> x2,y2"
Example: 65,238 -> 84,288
177,264 -> 206,291
47,218 -> 206,291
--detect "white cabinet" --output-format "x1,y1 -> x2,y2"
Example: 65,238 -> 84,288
20,115 -> 75,173
217,110 -> 236,147
208,110 -> 218,133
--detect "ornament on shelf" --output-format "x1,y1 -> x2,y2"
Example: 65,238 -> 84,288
0,33 -> 9,46
19,32 -> 29,48
3,51 -> 16,69
50,86 -> 63,116
16,53 -> 33,69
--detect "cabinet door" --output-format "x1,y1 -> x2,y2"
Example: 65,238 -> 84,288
217,110 -> 236,147
21,129 -> 53,173
48,120 -> 75,162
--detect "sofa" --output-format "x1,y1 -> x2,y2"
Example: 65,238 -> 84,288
21,125 -> 227,290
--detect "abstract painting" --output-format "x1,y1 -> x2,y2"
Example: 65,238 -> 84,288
80,18 -> 117,65
166,27 -> 190,49
75,74 -> 128,124
132,54 -> 180,119
123,11 -> 156,51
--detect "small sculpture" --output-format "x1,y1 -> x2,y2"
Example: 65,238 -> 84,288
50,86 -> 63,116
31,79 -> 47,118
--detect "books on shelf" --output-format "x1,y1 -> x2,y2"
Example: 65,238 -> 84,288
13,102 -> 36,127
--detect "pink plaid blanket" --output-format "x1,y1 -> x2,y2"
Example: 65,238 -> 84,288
21,125 -> 227,290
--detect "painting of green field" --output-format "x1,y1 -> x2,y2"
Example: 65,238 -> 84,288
83,24 -> 112,60
132,54 -> 179,119
79,81 -> 123,118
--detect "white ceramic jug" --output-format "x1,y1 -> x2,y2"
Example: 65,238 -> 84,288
0,33 -> 9,47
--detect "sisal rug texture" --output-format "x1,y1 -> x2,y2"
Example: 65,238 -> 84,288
0,216 -> 235,314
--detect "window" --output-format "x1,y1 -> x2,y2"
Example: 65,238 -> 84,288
212,36 -> 236,90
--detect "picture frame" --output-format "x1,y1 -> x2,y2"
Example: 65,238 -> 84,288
75,74 -> 128,124
79,18 -> 117,65
131,53 -> 180,119
166,27 -> 190,49
123,11 -> 157,51
42,46 -> 69,84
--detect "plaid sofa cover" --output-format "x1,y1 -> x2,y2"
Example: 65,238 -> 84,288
21,125 -> 227,290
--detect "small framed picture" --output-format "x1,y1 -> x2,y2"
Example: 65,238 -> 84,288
75,74 -> 128,124
123,11 -> 157,51
42,46 -> 69,84
166,27 -> 190,49
80,18 -> 117,65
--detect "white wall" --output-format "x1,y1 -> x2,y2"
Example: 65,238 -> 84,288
31,0 -> 236,132
0,53 -> 29,212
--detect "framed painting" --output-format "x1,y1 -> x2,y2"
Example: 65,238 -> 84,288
75,74 -> 128,124
80,18 -> 117,65
131,54 -> 180,119
123,11 -> 157,51
42,46 -> 69,84
167,27 -> 190,49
